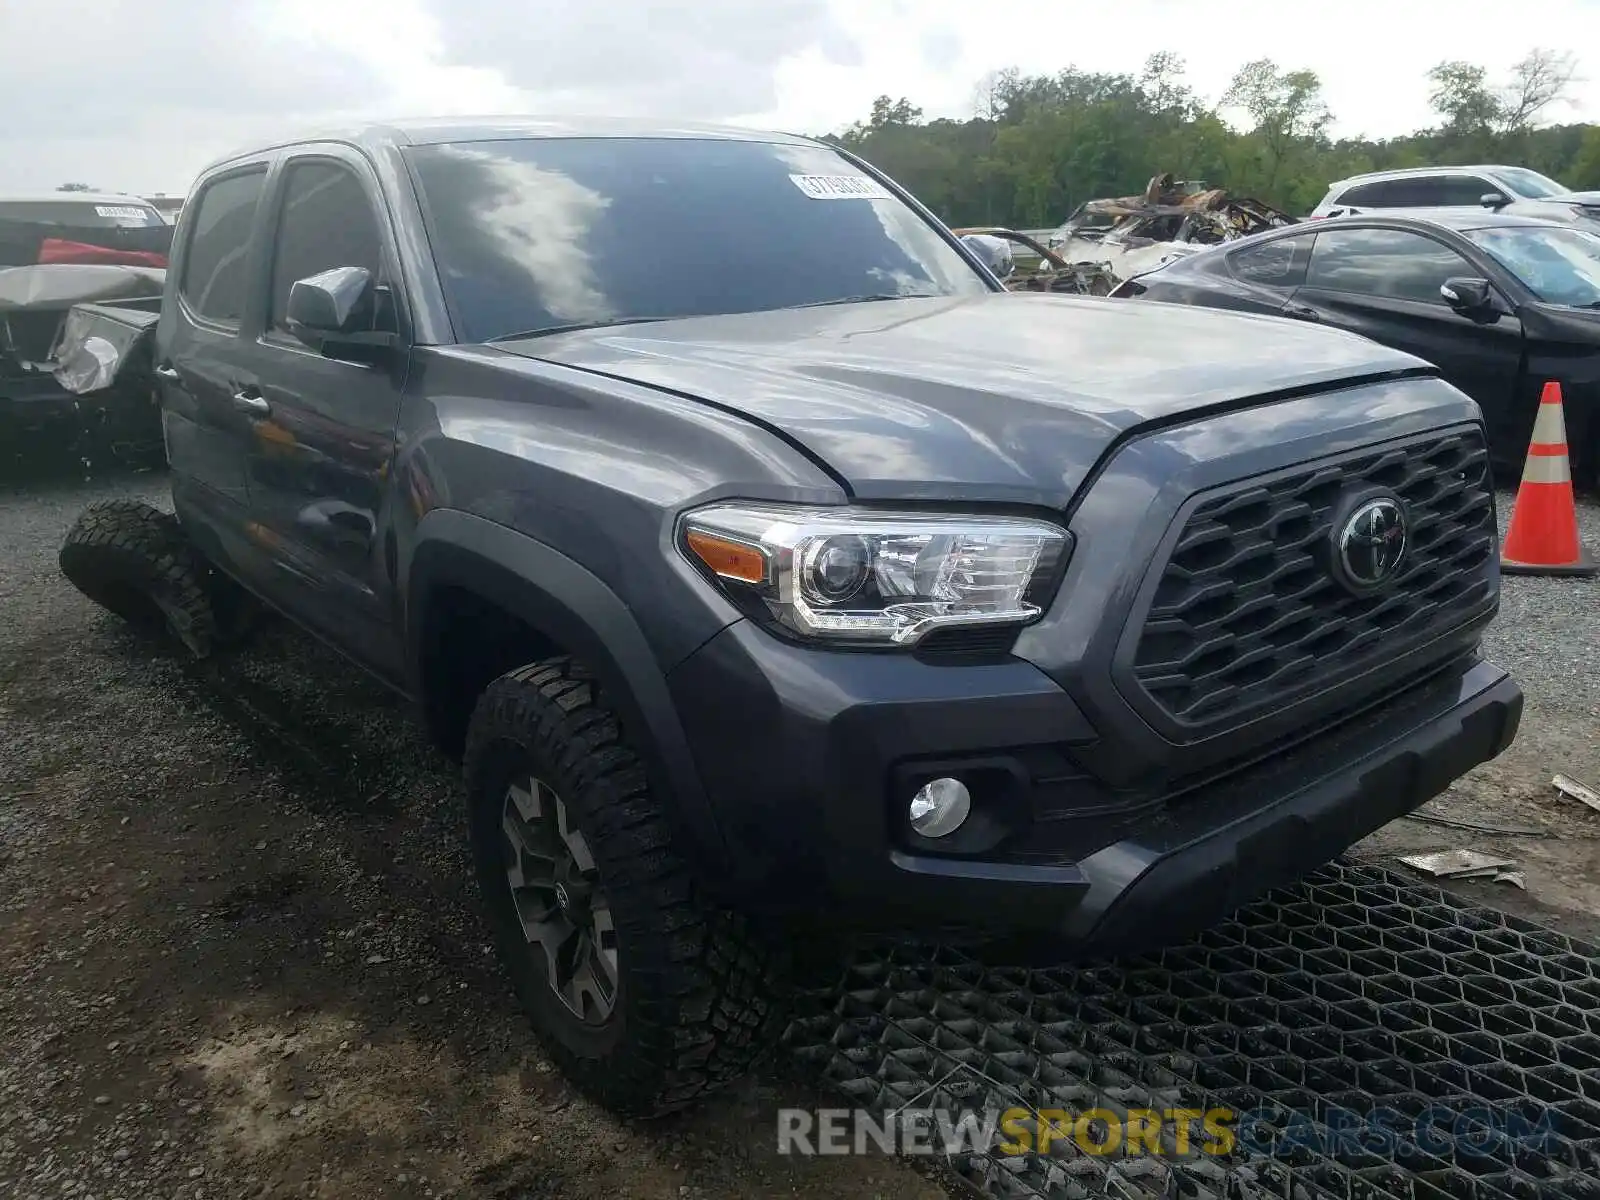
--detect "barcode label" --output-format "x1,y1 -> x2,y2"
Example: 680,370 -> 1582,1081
788,174 -> 893,200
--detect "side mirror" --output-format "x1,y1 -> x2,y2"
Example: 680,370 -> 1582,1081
1440,276 -> 1493,312
1479,192 -> 1509,209
287,266 -> 372,336
961,233 -> 1015,280
286,266 -> 397,362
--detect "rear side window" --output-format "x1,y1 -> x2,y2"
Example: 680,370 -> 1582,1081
1338,176 -> 1494,209
180,170 -> 267,325
1306,227 -> 1473,304
268,160 -> 384,330
1229,234 -> 1314,288
1337,180 -> 1413,208
0,200 -> 164,228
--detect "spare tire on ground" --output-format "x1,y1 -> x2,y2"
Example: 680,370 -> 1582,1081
58,499 -> 216,658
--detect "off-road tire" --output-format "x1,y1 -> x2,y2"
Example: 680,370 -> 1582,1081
463,657 -> 787,1118
58,499 -> 216,658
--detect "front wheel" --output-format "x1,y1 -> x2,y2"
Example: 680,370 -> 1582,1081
462,658 -> 787,1117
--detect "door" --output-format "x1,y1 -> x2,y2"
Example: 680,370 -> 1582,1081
1516,305 -> 1600,483
238,150 -> 410,678
1285,226 -> 1523,437
157,165 -> 272,570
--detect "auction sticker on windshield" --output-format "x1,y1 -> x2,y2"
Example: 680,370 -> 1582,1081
94,206 -> 151,220
789,174 -> 893,200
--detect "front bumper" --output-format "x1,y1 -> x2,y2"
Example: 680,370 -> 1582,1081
667,620 -> 1521,953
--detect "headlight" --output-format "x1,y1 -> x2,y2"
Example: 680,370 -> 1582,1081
678,503 -> 1071,646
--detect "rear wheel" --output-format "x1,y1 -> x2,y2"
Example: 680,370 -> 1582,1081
463,657 -> 787,1117
58,499 -> 216,658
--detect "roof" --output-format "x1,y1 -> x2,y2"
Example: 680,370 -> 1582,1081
1327,164 -> 1524,188
202,115 -> 819,174
1315,209 -> 1570,233
0,191 -> 161,208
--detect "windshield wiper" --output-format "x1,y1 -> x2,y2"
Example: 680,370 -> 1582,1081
783,292 -> 941,310
489,296 -> 941,341
486,316 -> 670,343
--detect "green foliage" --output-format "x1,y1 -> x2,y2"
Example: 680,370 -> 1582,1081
828,52 -> 1592,228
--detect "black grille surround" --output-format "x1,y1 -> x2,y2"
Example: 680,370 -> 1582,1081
1119,426 -> 1497,738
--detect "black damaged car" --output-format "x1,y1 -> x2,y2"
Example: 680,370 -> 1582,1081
1113,210 -> 1600,487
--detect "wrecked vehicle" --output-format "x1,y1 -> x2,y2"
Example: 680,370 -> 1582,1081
0,196 -> 172,476
1046,173 -> 1297,285
955,227 -> 1122,295
0,265 -> 166,476
58,119 -> 1519,1122
0,194 -> 172,269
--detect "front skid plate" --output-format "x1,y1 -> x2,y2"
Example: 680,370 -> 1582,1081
784,860 -> 1600,1199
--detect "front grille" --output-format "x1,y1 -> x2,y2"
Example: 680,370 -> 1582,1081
1128,428 -> 1495,730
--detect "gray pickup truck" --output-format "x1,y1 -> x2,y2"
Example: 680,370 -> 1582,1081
60,118 -> 1522,1118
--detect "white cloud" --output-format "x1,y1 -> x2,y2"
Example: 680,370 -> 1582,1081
2,0 -> 1599,195
745,0 -> 1600,140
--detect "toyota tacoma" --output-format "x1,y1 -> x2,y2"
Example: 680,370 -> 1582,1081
58,118 -> 1522,1118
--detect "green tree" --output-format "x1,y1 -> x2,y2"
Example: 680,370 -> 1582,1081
1427,61 -> 1502,144
825,51 -> 1595,229
1427,49 -> 1577,158
867,96 -> 923,129
1222,59 -> 1331,204
1569,124 -> 1600,190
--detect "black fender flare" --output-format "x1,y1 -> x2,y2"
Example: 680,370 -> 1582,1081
407,508 -> 730,874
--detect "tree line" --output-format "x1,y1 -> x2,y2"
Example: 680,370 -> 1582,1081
825,50 -> 1600,230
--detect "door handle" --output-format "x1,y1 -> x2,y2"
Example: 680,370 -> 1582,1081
1282,303 -> 1320,322
154,364 -> 182,382
232,387 -> 270,415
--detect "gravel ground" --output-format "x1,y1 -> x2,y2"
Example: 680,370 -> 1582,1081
1,469 -> 946,1200
1,468 -> 1596,1199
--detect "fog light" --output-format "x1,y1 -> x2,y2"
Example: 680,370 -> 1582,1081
908,777 -> 971,838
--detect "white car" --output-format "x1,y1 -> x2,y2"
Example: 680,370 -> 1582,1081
1308,165 -> 1573,217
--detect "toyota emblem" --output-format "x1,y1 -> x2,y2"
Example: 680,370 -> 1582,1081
1336,496 -> 1409,591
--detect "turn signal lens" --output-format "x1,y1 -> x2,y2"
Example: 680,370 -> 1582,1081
685,529 -> 768,585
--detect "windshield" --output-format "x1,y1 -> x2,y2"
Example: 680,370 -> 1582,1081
1494,167 -> 1569,199
1466,225 -> 1600,307
405,137 -> 990,343
0,200 -> 166,228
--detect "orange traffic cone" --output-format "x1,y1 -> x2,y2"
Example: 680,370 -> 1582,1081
1500,381 -> 1596,577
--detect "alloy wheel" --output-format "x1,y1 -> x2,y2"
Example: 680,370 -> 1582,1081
501,775 -> 619,1023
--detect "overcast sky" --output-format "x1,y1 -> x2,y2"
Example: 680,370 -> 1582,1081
3,0 -> 1599,196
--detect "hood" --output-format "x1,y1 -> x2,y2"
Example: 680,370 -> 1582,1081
501,293 -> 1427,503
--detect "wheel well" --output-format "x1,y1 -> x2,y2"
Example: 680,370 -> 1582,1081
420,586 -> 563,759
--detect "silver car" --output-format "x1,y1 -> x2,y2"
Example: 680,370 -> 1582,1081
1309,165 -> 1574,216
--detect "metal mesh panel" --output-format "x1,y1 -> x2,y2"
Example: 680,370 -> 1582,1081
785,861 -> 1600,1199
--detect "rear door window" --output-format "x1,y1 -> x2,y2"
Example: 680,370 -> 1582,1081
179,170 -> 268,325
1408,175 -> 1494,206
1306,227 -> 1474,304
1229,234 -> 1315,288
